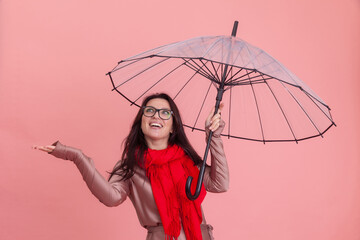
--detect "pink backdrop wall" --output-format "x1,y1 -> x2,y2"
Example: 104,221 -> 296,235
1,0 -> 359,239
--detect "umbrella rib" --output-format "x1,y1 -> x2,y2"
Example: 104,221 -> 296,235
227,86 -> 232,139
109,58 -> 144,74
199,58 -> 221,83
254,52 -> 329,109
191,81 -> 213,130
210,61 -> 222,83
185,59 -> 214,81
173,64 -> 204,100
192,59 -> 218,82
227,68 -> 235,139
226,67 -> 266,86
132,59 -> 190,103
200,37 -> 224,60
242,44 -> 266,69
302,90 -> 335,124
224,65 -> 234,82
108,72 -> 141,107
183,123 -> 335,142
248,73 -> 265,143
328,106 -> 335,125
280,81 -> 324,136
231,76 -> 273,86
184,61 -> 211,80
154,36 -> 216,57
122,36 -> 187,61
113,57 -> 170,89
242,77 -> 273,84
230,69 -> 258,84
224,67 -> 244,85
262,75 -> 298,143
227,80 -> 268,87
220,64 -> 224,85
189,58 -> 216,80
230,42 -> 247,67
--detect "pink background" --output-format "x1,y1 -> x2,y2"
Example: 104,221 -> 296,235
1,0 -> 359,239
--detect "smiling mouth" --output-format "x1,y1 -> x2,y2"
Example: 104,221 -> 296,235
150,123 -> 163,128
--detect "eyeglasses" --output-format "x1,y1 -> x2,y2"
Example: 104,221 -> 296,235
142,106 -> 173,120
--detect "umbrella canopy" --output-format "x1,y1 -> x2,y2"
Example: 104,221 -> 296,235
107,25 -> 335,143
107,21 -> 335,199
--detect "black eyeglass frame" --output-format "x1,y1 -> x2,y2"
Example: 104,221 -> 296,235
142,106 -> 174,120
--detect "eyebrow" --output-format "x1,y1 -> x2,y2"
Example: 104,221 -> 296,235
146,106 -> 171,110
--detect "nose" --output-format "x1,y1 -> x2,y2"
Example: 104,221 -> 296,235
152,110 -> 161,119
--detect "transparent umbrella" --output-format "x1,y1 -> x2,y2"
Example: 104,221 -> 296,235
106,21 -> 335,199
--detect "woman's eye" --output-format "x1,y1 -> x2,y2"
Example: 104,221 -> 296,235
161,110 -> 170,116
146,108 -> 154,113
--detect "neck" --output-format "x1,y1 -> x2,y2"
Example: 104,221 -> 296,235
145,138 -> 168,150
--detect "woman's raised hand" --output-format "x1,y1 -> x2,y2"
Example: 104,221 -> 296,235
33,145 -> 55,153
205,103 -> 224,132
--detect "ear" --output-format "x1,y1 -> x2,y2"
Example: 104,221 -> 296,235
170,124 -> 173,134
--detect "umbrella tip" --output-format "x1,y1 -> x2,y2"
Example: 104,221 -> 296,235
231,21 -> 239,37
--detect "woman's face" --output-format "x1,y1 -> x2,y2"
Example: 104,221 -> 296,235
141,98 -> 173,149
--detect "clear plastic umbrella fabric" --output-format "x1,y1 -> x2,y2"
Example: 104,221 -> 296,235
107,35 -> 335,143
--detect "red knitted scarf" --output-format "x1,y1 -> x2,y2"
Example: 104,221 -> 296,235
144,144 -> 206,240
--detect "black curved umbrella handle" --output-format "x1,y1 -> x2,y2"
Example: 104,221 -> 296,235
185,81 -> 224,200
186,94 -> 220,200
186,131 -> 214,200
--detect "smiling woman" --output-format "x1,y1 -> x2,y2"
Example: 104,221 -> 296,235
33,93 -> 229,240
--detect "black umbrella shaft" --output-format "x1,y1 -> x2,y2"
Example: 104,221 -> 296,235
185,21 -> 237,200
185,64 -> 227,200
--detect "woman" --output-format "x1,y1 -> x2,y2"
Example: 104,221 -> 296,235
34,93 -> 229,240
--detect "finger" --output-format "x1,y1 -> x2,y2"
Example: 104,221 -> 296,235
33,145 -> 55,153
210,103 -> 224,122
211,124 -> 219,131
210,122 -> 220,131
32,145 -> 45,150
45,145 -> 55,151
216,102 -> 224,115
211,112 -> 221,121
37,146 -> 49,152
211,115 -> 221,124
209,118 -> 221,130
206,103 -> 224,128
210,112 -> 222,125
206,106 -> 215,124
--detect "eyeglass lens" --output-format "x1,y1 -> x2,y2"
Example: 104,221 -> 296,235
143,106 -> 172,120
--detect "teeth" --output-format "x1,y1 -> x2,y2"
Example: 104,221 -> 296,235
150,123 -> 162,127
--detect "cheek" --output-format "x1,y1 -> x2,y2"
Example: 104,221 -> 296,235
141,117 -> 146,132
169,119 -> 174,133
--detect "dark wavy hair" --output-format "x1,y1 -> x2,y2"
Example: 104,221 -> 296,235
108,93 -> 202,181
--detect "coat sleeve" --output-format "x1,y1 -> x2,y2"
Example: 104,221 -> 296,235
203,120 -> 230,193
50,141 -> 130,207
